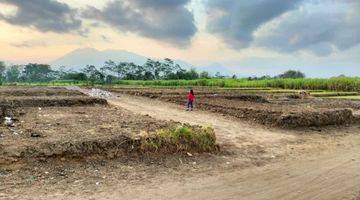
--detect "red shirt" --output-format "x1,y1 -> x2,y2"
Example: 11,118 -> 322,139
187,93 -> 195,101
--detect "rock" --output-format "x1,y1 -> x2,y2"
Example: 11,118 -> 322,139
4,117 -> 13,127
31,132 -> 42,138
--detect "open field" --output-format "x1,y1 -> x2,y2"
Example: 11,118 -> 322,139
328,95 -> 360,100
111,77 -> 360,91
4,77 -> 360,92
1,86 -> 360,199
104,87 -> 360,128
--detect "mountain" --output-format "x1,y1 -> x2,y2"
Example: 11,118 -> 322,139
51,48 -> 194,71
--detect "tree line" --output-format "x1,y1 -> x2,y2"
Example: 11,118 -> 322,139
0,59 -> 214,84
0,59 -> 307,85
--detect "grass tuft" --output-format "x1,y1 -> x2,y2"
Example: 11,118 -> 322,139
141,125 -> 218,153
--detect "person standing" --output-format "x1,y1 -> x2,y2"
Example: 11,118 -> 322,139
187,89 -> 195,111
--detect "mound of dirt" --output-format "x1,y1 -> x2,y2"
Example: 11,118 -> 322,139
0,106 -> 218,164
277,109 -> 354,128
223,94 -> 269,103
0,96 -> 107,108
0,87 -> 84,97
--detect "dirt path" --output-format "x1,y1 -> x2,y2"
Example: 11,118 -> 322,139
105,94 -> 360,200
83,147 -> 360,200
109,95 -> 297,150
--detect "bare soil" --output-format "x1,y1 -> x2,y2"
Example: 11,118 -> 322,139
1,87 -> 360,200
0,87 -> 84,97
105,87 -> 360,128
0,105 -> 184,165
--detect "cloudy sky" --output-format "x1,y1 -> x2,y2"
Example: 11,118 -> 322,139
0,0 -> 359,76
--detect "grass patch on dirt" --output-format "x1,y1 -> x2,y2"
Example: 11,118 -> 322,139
327,95 -> 360,100
141,125 -> 218,153
310,91 -> 359,97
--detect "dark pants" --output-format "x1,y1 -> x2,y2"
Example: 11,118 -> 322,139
187,101 -> 193,109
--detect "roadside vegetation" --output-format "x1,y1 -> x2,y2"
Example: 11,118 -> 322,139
113,77 -> 360,92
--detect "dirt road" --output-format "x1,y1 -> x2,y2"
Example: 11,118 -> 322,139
109,95 -> 297,148
82,147 -> 360,200
106,94 -> 360,200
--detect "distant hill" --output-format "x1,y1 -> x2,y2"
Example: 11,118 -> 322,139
50,48 -> 194,71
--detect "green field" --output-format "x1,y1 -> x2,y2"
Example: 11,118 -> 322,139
3,77 -> 360,92
114,77 -> 360,92
309,91 -> 359,97
327,95 -> 360,100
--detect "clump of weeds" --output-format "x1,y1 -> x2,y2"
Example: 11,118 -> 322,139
141,124 -> 218,153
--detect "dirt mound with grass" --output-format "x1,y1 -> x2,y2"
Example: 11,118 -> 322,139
140,125 -> 218,153
0,106 -> 218,165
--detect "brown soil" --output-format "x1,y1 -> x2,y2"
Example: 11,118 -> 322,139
0,105 -> 181,164
0,87 -> 217,166
0,87 -> 84,97
106,87 -> 360,128
2,87 -> 360,200
0,96 -> 107,108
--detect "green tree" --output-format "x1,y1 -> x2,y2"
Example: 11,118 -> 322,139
0,61 -> 5,84
184,68 -> 199,80
62,72 -> 87,81
143,59 -> 163,80
278,70 -> 305,79
200,71 -> 210,79
22,63 -> 54,82
103,60 -> 127,79
82,65 -> 104,84
6,65 -> 21,82
215,72 -> 223,78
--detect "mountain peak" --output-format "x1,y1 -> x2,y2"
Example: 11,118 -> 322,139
51,48 -> 148,70
50,48 -> 194,71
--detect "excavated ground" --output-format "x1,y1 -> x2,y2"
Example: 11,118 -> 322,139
0,87 -> 216,166
105,87 -> 360,128
0,106 -> 184,165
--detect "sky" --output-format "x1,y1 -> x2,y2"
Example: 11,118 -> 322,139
0,0 -> 359,77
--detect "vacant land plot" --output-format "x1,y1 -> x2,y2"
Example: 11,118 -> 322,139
104,87 -> 360,128
2,86 -> 360,200
0,87 -> 217,165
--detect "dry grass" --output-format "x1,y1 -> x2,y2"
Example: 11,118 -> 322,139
141,125 -> 218,153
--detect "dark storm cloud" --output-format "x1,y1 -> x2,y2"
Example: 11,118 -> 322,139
255,1 -> 360,56
205,0 -> 305,48
0,0 -> 82,33
83,0 -> 197,47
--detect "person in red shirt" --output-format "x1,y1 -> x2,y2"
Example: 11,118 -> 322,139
186,89 -> 195,111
